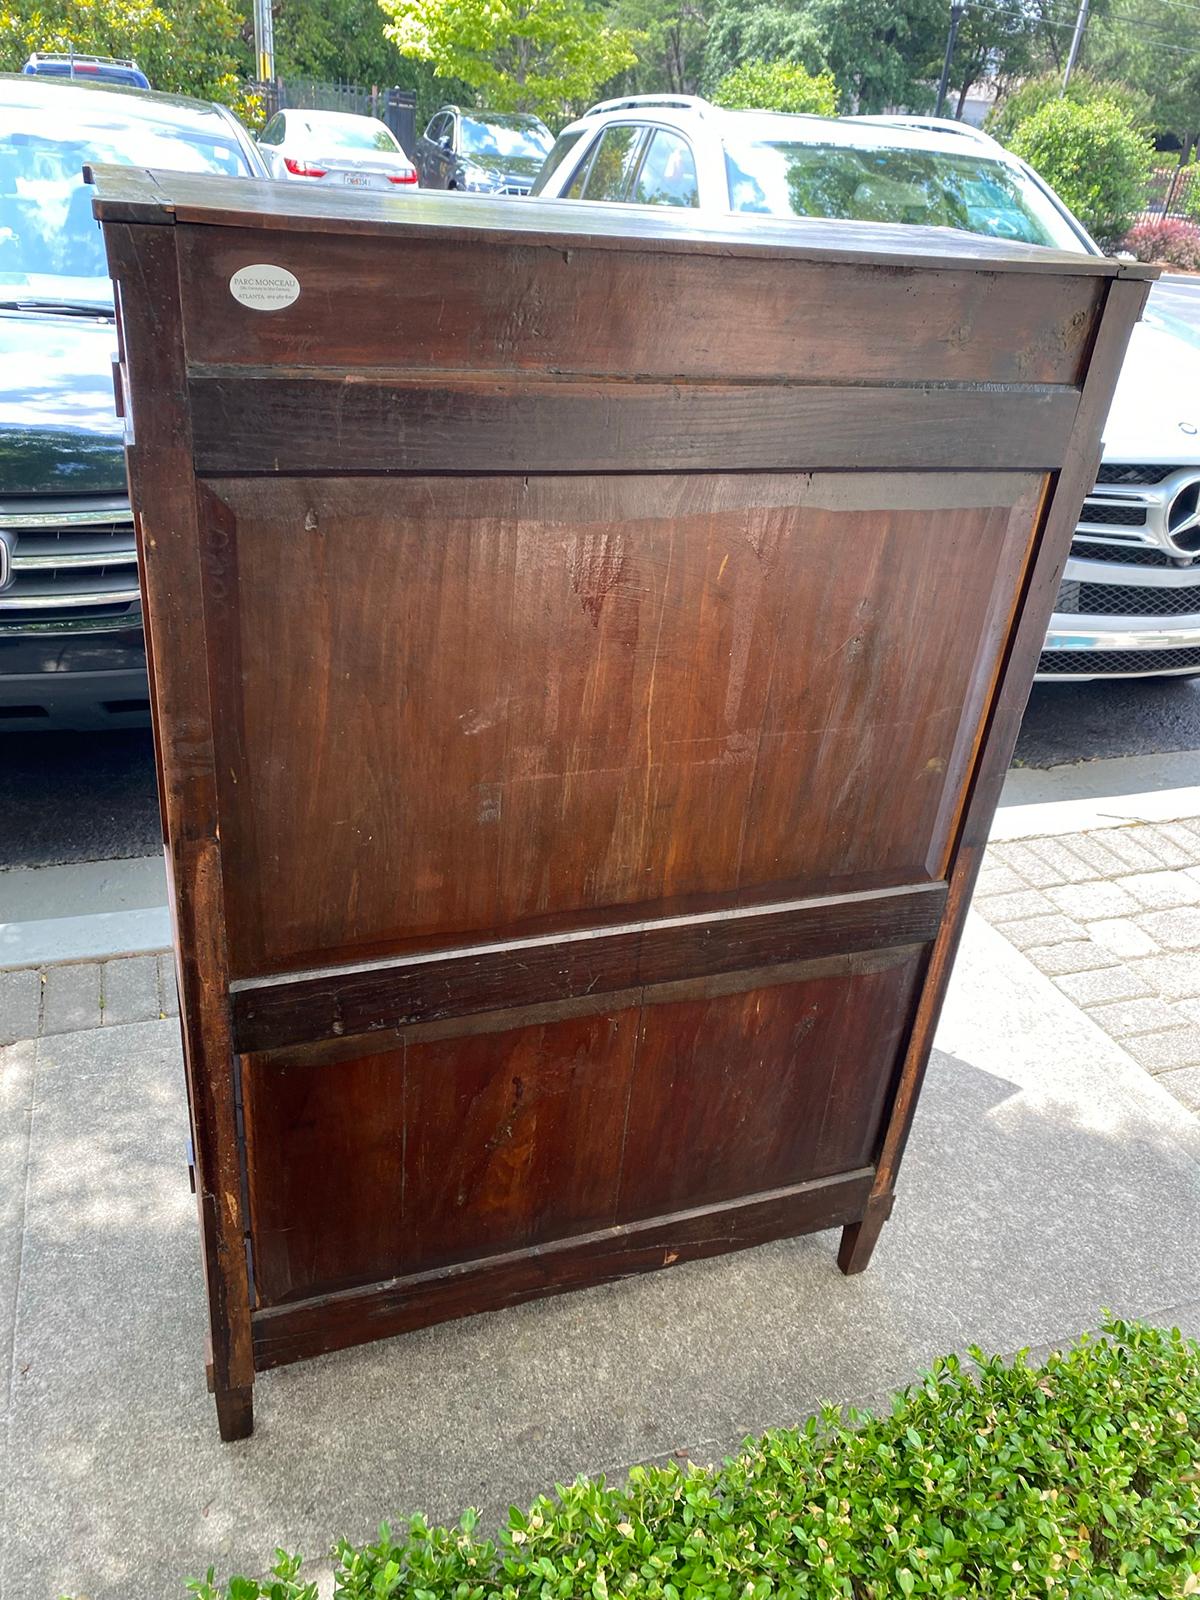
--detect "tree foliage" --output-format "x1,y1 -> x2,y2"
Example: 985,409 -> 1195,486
604,0 -> 707,96
1084,0 -> 1200,160
702,1 -> 824,92
988,68 -> 1153,145
379,0 -> 639,119
0,0 -> 253,110
1008,95 -> 1153,246
712,57 -> 837,115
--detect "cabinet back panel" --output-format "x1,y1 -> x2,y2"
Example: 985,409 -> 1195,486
202,472 -> 1041,978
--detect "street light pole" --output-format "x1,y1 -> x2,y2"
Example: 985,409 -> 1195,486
935,3 -> 966,119
1062,0 -> 1090,92
253,0 -> 275,84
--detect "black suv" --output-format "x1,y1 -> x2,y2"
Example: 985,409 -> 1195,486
0,74 -> 266,731
413,105 -> 552,195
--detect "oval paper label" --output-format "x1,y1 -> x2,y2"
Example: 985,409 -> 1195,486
229,264 -> 300,311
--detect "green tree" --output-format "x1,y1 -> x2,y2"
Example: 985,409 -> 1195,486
605,0 -> 708,95
703,0 -> 824,91
712,57 -> 838,114
379,0 -> 639,119
1083,0 -> 1200,161
804,0 -> 942,113
931,1 -> 1038,122
270,0 -> 470,127
702,0 -> 942,115
0,0 -> 253,109
989,68 -> 1153,144
1008,95 -> 1153,245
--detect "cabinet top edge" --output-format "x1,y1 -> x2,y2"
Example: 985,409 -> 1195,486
87,164 -> 1158,282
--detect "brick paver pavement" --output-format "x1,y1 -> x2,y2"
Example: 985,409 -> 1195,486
977,815 -> 1200,1116
0,953 -> 177,1046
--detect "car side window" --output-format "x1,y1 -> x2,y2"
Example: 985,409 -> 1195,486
632,129 -> 699,207
530,127 -> 588,196
259,114 -> 283,146
425,113 -> 447,144
578,125 -> 645,203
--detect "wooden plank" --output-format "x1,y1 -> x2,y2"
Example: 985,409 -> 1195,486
230,881 -> 947,1053
189,371 -> 1080,476
250,1167 -> 875,1369
244,945 -> 925,1071
177,226 -> 1106,387
201,473 -> 1039,979
88,164 -> 1149,278
844,272 -> 1155,1272
99,223 -> 255,1440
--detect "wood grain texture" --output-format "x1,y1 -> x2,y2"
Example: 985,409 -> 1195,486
189,372 -> 1079,476
250,1167 -> 875,1369
243,956 -> 920,1308
202,473 -> 1041,979
94,168 -> 1154,1432
175,224 -> 1107,387
853,272 -> 1155,1265
230,884 -> 945,1053
99,223 -> 255,1440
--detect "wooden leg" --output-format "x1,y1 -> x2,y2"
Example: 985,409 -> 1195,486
837,1193 -> 893,1276
214,1380 -> 254,1441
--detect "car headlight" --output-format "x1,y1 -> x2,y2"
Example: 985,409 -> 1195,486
460,163 -> 502,192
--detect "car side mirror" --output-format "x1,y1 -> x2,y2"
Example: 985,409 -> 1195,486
440,134 -> 453,151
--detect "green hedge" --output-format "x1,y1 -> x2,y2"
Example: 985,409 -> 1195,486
190,1320 -> 1200,1600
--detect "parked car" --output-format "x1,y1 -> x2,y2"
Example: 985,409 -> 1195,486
22,51 -> 150,90
256,109 -> 417,191
414,105 -> 553,194
533,97 -> 1200,682
0,74 -> 268,731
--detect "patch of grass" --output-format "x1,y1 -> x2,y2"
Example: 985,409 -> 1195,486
190,1318 -> 1200,1599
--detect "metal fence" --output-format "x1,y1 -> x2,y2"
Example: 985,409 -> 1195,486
249,78 -> 418,155
1135,164 -> 1200,225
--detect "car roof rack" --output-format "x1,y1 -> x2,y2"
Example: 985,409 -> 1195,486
847,114 -> 1001,149
26,50 -> 143,69
583,94 -> 710,119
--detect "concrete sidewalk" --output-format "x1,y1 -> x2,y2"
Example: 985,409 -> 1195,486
3,910 -> 1200,1599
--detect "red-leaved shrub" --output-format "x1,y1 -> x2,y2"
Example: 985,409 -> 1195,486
1124,217 -> 1200,269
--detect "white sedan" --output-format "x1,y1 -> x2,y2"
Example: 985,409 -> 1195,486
256,108 -> 417,192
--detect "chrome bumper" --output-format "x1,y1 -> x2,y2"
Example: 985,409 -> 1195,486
1038,618 -> 1200,679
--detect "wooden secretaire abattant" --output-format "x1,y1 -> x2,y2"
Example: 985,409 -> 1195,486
91,166 -> 1153,1439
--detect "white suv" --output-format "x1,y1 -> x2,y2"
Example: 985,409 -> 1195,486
532,97 -> 1200,683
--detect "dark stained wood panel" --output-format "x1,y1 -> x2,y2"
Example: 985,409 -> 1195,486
189,373 -> 1078,476
176,224 -> 1106,388
229,885 -> 945,1054
204,473 -> 1040,979
250,1166 -> 876,1371
93,161 -> 1154,1438
244,954 -> 913,1313
243,1009 -> 638,1304
619,955 -> 924,1220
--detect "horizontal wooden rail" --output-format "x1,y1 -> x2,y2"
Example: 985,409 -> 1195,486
230,881 -> 947,1053
189,372 -> 1080,476
251,1166 -> 874,1368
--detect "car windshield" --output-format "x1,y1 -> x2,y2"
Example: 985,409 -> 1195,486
0,101 -> 250,310
722,138 -> 1083,250
460,115 -> 551,162
299,117 -> 400,154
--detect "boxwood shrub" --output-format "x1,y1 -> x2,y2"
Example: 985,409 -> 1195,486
191,1319 -> 1200,1600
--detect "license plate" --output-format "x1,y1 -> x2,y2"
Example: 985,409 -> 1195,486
342,173 -> 369,188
